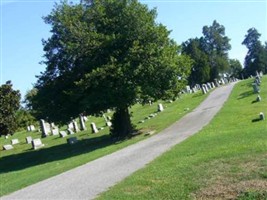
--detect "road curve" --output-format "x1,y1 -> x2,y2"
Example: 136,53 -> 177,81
1,82 -> 237,200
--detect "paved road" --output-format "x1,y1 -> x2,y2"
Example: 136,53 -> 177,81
1,82 -> 236,200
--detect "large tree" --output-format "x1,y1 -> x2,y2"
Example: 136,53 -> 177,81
182,38 -> 210,85
33,0 -> 191,137
0,81 -> 21,136
242,28 -> 267,76
228,59 -> 242,79
202,20 -> 231,80
182,20 -> 231,84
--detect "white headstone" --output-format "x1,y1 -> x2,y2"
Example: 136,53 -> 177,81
52,128 -> 59,135
27,126 -> 31,132
40,119 -> 49,137
91,122 -> 98,133
67,128 -> 75,135
30,125 -> 35,131
68,122 -> 74,130
60,131 -> 68,137
83,116 -> 88,122
26,136 -> 33,144
259,112 -> 265,120
11,139 -> 19,145
79,115 -> 87,131
32,138 -> 44,150
185,85 -> 191,93
158,104 -> 164,112
201,86 -> 207,94
252,83 -> 260,93
72,120 -> 80,133
106,121 -> 112,127
3,144 -> 13,150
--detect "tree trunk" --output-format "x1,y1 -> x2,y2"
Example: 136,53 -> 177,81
111,107 -> 134,138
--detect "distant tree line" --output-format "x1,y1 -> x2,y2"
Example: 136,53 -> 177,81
182,22 -> 267,86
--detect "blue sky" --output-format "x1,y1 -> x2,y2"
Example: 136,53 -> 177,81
1,0 -> 267,99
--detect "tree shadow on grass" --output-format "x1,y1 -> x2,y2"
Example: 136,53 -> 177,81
251,100 -> 259,104
0,134 -> 120,174
251,118 -> 262,123
237,90 -> 254,100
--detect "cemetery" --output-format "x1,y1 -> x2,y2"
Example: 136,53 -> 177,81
0,0 -> 266,198
1,76 -> 267,199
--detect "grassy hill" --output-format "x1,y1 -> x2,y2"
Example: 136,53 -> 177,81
98,77 -> 267,200
0,87 -> 207,196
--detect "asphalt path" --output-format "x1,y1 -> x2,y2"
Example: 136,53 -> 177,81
1,82 -> 236,200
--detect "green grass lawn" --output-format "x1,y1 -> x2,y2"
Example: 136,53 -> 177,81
98,77 -> 267,200
0,88 -> 207,197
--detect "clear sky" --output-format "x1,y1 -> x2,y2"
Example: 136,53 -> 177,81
1,0 -> 267,99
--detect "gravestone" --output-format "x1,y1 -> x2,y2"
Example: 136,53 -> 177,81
185,85 -> 191,93
149,114 -> 156,118
3,144 -> 13,150
256,95 -> 261,102
107,116 -> 112,121
26,136 -> 33,144
201,86 -> 207,94
32,138 -> 44,150
68,122 -> 74,130
204,84 -> 209,92
255,78 -> 260,86
259,112 -> 265,120
83,116 -> 88,122
207,83 -> 212,90
91,122 -> 98,133
252,83 -> 260,93
106,121 -> 112,127
40,119 -> 49,137
50,123 -> 55,128
214,80 -> 219,87
158,104 -> 164,112
60,131 -> 68,137
11,139 -> 19,145
5,135 -> 9,139
27,126 -> 31,132
67,128 -> 75,135
52,128 -> 59,136
30,125 -> 35,131
72,120 -> 80,133
211,82 -> 215,88
79,115 -> 87,131
67,137 -> 78,145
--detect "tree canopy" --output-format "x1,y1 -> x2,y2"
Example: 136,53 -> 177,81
228,59 -> 242,79
242,28 -> 267,76
32,0 -> 192,137
0,81 -> 21,136
182,38 -> 210,85
182,20 -> 231,85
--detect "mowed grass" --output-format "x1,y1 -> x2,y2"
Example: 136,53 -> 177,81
98,77 -> 267,200
0,89 -> 207,197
